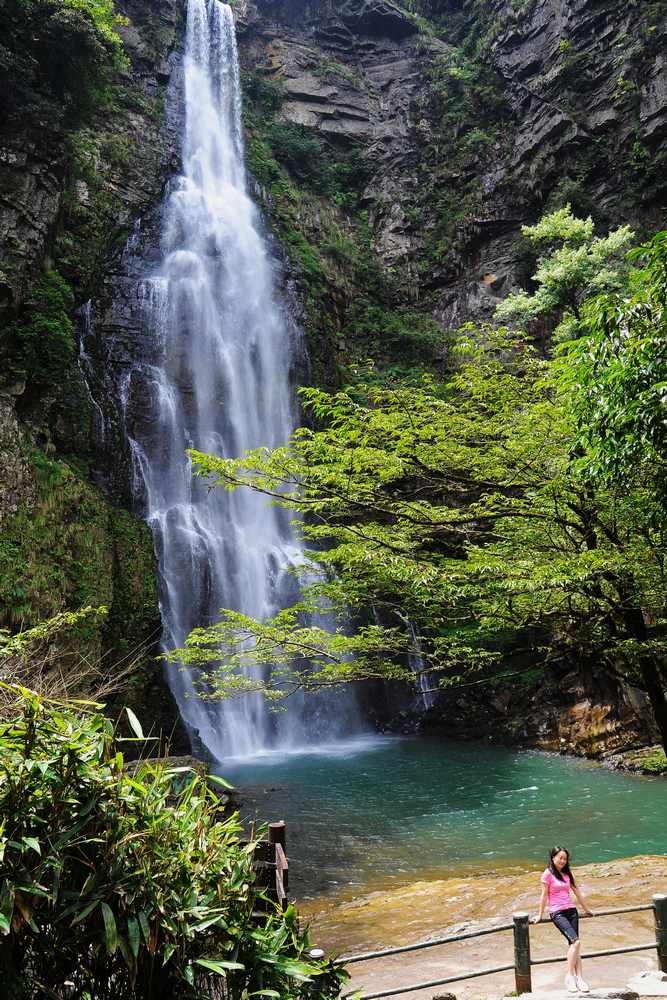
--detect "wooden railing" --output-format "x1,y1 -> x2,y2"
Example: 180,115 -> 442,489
333,894 -> 667,999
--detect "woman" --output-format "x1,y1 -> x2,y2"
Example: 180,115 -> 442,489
533,846 -> 593,993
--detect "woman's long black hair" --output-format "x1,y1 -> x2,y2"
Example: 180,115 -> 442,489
549,846 -> 576,885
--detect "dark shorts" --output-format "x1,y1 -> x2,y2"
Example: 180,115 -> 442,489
551,907 -> 579,944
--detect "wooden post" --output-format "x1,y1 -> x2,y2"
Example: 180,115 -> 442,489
268,821 -> 286,849
269,821 -> 288,909
513,911 -> 532,996
653,893 -> 667,973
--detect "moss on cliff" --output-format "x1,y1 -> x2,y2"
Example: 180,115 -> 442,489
0,448 -> 158,676
0,0 -> 179,705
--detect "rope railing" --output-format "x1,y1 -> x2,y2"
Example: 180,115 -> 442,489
332,893 -> 667,999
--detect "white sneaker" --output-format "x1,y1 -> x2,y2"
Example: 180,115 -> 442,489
576,976 -> 590,992
565,973 -> 578,992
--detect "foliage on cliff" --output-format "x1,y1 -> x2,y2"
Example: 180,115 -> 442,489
0,690 -> 346,999
0,0 -> 126,122
173,230 -> 667,754
495,207 -> 636,342
6,270 -> 76,386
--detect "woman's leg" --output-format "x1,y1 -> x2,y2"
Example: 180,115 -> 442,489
552,910 -> 580,985
570,910 -> 584,979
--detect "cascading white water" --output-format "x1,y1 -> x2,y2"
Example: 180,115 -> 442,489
407,621 -> 437,710
114,0 -> 361,760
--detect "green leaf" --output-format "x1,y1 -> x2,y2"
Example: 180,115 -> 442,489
118,935 -> 134,970
127,916 -> 140,958
138,910 -> 151,946
162,942 -> 176,966
69,898 -> 101,926
22,836 -> 41,854
256,953 -> 315,980
124,707 -> 144,739
194,958 -> 246,974
207,774 -> 234,790
101,902 -> 118,955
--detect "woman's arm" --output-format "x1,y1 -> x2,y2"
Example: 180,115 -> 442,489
532,884 -> 548,923
573,884 -> 593,916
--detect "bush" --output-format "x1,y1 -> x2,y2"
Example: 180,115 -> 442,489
9,270 -> 75,387
264,123 -> 333,193
0,692 -> 346,999
345,303 -> 445,361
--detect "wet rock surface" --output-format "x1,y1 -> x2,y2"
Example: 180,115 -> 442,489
376,664 -> 659,762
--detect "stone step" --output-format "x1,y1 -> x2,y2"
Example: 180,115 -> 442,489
627,970 -> 667,996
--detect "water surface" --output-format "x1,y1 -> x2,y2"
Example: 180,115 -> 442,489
222,736 -> 667,898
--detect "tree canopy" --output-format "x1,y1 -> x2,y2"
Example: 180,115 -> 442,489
494,205 -> 635,342
169,228 -> 667,755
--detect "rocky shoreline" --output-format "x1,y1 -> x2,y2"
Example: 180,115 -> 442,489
376,664 -> 667,775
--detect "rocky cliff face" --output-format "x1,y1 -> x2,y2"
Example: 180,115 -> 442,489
235,0 -> 666,351
0,0 -> 186,740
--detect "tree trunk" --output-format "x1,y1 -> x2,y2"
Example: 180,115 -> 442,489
638,659 -> 667,756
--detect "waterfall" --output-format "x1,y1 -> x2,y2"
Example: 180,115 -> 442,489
93,0 -> 362,760
407,622 -> 437,710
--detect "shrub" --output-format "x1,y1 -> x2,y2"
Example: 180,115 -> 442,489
0,692 -> 346,1000
9,270 -> 76,386
264,122 -> 333,193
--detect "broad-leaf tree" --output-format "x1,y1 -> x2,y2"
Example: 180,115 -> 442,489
172,320 -> 667,753
495,205 -> 635,342
567,230 -> 667,490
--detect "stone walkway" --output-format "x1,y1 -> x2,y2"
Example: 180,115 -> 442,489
301,855 -> 667,1000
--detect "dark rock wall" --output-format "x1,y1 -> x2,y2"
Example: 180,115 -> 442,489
431,0 -> 667,328
0,0 -> 187,742
237,0 -> 666,341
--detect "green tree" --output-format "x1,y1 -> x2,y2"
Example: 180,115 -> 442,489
0,689 -> 345,1000
171,325 -> 667,754
566,230 -> 667,491
495,205 -> 635,341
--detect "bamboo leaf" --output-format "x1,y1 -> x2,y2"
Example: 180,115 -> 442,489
207,774 -> 234,790
101,902 -> 118,955
124,707 -> 144,740
194,958 -> 245,974
138,910 -> 151,947
66,899 -> 100,927
127,916 -> 140,958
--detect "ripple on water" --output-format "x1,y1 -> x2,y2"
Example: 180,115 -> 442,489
220,736 -> 667,899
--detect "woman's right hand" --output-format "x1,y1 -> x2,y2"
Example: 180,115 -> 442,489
530,914 -> 541,924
